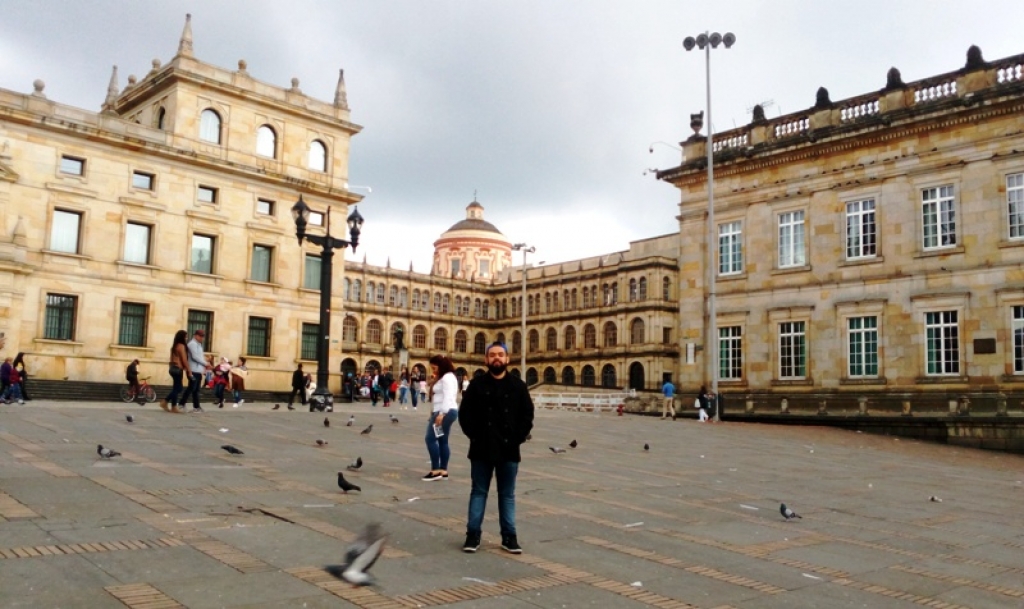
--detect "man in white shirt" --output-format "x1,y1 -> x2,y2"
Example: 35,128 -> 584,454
178,329 -> 208,413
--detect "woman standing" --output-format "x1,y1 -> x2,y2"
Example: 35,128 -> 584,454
423,354 -> 459,481
12,353 -> 30,401
161,330 -> 189,413
230,356 -> 247,407
212,357 -> 231,408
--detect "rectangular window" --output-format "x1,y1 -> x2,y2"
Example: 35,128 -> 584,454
257,198 -> 275,215
123,222 -> 151,264
663,327 -> 671,344
719,326 -> 742,380
59,155 -> 85,176
304,254 -> 321,289
197,185 -> 218,203
118,302 -> 149,347
50,209 -> 82,254
191,234 -> 215,273
925,311 -> 959,375
187,310 -> 213,346
847,316 -> 878,377
301,322 -> 319,361
251,245 -> 273,282
778,211 -> 805,268
451,259 -> 461,276
132,171 -> 154,190
845,199 -> 876,259
1014,306 -> 1024,374
779,321 -> 806,378
44,294 -> 77,340
718,221 -> 743,275
308,211 -> 324,226
247,317 -> 271,357
479,259 -> 490,276
1008,173 -> 1024,239
922,185 -> 956,249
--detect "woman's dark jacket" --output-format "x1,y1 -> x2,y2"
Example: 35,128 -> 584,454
458,372 -> 534,463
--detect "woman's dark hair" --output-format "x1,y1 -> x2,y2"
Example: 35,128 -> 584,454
12,352 -> 25,368
429,354 -> 455,377
699,385 -> 707,394
173,330 -> 188,346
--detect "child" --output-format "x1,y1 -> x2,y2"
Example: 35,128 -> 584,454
2,362 -> 24,404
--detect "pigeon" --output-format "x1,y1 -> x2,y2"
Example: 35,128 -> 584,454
324,417 -> 330,428
325,523 -> 386,586
929,495 -> 942,503
221,445 -> 244,455
97,444 -> 121,459
316,439 -> 328,447
346,415 -> 355,427
360,424 -> 373,435
272,403 -> 280,410
347,456 -> 363,471
549,446 -> 566,454
643,443 -> 650,452
780,503 -> 802,520
389,415 -> 399,424
125,415 -> 135,424
569,439 -> 578,449
337,472 -> 362,493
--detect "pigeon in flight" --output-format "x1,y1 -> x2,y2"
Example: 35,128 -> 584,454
337,472 -> 362,493
643,443 -> 650,452
316,439 -> 328,447
549,446 -> 566,454
324,417 -> 330,428
780,503 -> 802,520
325,522 -> 386,586
347,456 -> 363,471
125,415 -> 135,424
97,444 -> 121,459
221,445 -> 244,455
569,439 -> 578,449
389,415 -> 399,424
360,424 -> 373,435
346,415 -> 355,427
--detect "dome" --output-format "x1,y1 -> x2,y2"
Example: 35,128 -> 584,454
432,200 -> 512,279
440,201 -> 503,236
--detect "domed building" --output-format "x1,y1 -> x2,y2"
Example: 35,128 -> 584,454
432,200 -> 512,280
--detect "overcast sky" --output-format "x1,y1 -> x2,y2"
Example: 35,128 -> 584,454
2,1 -> 1022,268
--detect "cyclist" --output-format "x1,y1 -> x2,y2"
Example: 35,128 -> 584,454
126,359 -> 141,400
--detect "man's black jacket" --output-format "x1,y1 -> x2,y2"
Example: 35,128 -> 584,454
458,372 -> 534,463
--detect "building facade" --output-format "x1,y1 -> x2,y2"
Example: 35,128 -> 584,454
658,46 -> 1024,410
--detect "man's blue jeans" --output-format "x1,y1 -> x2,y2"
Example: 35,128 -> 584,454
467,460 -> 518,536
179,372 -> 202,408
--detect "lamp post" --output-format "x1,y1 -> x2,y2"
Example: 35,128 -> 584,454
291,195 -> 364,412
511,243 -> 535,376
683,31 -> 735,422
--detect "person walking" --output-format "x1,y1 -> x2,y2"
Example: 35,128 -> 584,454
0,356 -> 11,396
380,367 -> 394,407
178,329 -> 208,413
457,342 -> 534,555
422,355 -> 459,482
161,330 -> 189,413
126,359 -> 141,400
661,378 -> 677,420
287,364 -> 307,407
12,352 -> 30,401
398,373 -> 410,408
696,385 -> 710,422
230,356 -> 248,407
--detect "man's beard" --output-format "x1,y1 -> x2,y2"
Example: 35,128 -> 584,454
487,361 -> 507,376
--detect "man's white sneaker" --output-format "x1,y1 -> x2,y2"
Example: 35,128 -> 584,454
232,403 -> 239,408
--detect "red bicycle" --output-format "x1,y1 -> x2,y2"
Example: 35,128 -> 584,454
120,376 -> 157,403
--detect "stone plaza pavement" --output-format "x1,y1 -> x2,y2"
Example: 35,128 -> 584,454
1,400 -> 1023,609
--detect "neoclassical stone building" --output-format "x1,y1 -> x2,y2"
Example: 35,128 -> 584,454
658,46 -> 1024,410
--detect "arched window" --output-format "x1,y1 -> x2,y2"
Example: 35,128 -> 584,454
630,318 -> 645,344
511,297 -> 517,317
581,365 -> 596,387
543,367 -> 556,383
601,364 -> 617,388
199,108 -> 221,144
571,288 -> 578,309
526,368 -> 538,385
562,366 -> 576,386
366,281 -> 375,303
256,125 -> 276,158
342,316 -> 358,342
511,331 -> 522,354
603,322 -> 617,347
454,330 -> 468,353
546,328 -> 557,351
502,298 -> 508,318
602,283 -> 610,306
610,282 -> 618,305
663,277 -> 671,300
462,296 -> 471,316
341,358 -> 358,378
155,107 -> 166,130
389,322 -> 405,347
366,319 -> 383,344
482,300 -> 489,319
343,278 -> 351,301
389,285 -> 398,306
582,287 -> 590,308
412,289 -> 420,310
455,296 -> 462,315
420,290 -> 429,310
638,277 -> 648,300
400,287 -> 409,307
474,299 -> 481,318
473,332 -> 487,354
434,328 -> 448,351
563,290 -> 570,310
376,283 -> 385,304
528,329 -> 539,353
442,294 -> 450,313
352,280 -> 362,303
434,292 -> 443,313
564,325 -> 577,350
629,362 -> 645,390
545,292 -> 551,313
412,325 -> 427,349
308,139 -> 328,172
583,324 -> 597,349
496,332 -> 506,345
629,278 -> 637,302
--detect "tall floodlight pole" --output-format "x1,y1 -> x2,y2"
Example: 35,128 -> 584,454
511,243 -> 534,375
683,31 -> 735,422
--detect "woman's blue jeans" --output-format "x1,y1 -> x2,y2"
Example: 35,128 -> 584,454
165,368 -> 184,404
467,460 -> 518,536
424,410 -> 458,470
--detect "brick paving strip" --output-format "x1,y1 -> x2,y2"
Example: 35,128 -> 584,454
104,583 -> 185,609
0,537 -> 186,560
890,564 -> 1024,599
0,491 -> 39,519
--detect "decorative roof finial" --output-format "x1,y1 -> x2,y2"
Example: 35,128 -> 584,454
101,65 -> 119,114
964,45 -> 986,71
334,69 -> 348,109
178,13 -> 194,57
814,86 -> 833,110
289,77 -> 302,94
31,79 -> 46,99
237,59 -> 248,74
751,104 -> 766,124
689,111 -> 704,137
883,67 -> 906,91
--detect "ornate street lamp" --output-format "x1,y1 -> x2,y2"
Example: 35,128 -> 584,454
292,195 -> 364,412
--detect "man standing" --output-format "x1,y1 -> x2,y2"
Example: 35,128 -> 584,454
288,364 -> 306,408
380,367 -> 394,407
179,329 -> 208,413
661,378 -> 677,421
457,342 -> 534,554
